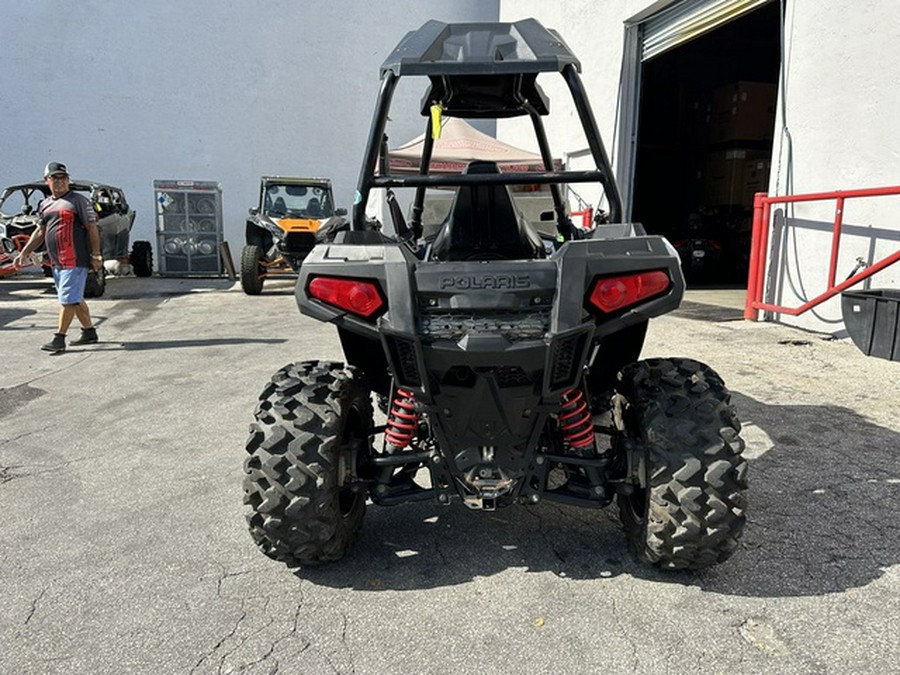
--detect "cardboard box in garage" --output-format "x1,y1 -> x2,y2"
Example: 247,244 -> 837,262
703,149 -> 771,206
710,81 -> 777,143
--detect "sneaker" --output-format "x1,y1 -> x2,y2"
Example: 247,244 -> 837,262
41,333 -> 66,353
71,327 -> 99,345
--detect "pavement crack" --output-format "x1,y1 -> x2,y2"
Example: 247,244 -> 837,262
0,455 -> 104,486
430,527 -> 450,565
215,568 -> 253,597
522,505 -> 568,568
190,599 -> 247,675
215,597 -> 272,674
268,598 -> 310,659
240,640 -> 278,673
0,464 -> 23,484
0,430 -> 40,449
21,354 -> 95,387
340,610 -> 356,674
190,565 -> 262,675
611,595 -> 640,671
24,585 -> 48,625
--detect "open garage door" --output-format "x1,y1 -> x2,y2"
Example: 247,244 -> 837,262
641,0 -> 772,59
617,0 -> 780,287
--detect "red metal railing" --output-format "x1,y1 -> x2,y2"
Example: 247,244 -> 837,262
744,186 -> 900,320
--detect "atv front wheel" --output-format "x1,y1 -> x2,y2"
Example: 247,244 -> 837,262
613,358 -> 747,570
240,244 -> 265,295
243,361 -> 372,565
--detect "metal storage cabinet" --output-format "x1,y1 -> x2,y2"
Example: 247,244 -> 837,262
154,180 -> 223,276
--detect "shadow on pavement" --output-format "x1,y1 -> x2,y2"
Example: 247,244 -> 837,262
282,390 -> 899,598
673,300 -> 744,322
0,307 -> 38,328
110,338 -> 289,351
0,277 -> 55,300
0,275 -> 238,301
692,392 -> 900,597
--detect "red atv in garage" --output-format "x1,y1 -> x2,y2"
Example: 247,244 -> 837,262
243,19 -> 748,571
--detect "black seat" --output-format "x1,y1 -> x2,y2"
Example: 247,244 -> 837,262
271,197 -> 287,215
430,161 -> 545,261
306,197 -> 321,217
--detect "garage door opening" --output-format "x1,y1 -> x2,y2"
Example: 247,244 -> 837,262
631,1 -> 781,287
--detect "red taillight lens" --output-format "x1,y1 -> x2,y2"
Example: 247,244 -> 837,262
588,270 -> 670,314
307,276 -> 386,319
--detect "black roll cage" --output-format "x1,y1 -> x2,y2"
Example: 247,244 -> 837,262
351,20 -> 623,241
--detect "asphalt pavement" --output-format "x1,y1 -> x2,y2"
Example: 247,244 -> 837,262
1,272 -> 898,674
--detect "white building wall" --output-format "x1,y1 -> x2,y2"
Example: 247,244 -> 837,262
766,0 -> 900,332
0,1 -> 498,252
500,0 -> 900,334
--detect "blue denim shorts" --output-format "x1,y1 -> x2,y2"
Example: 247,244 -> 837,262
52,266 -> 88,305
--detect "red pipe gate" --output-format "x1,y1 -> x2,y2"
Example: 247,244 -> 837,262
744,186 -> 900,321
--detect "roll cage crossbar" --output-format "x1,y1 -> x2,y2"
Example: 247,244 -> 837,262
371,170 -> 611,189
351,19 -> 623,237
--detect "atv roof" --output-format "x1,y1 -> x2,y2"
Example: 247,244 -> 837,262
381,18 -> 580,77
382,19 -> 581,119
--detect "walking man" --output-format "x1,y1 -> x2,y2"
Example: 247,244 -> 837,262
14,161 -> 103,353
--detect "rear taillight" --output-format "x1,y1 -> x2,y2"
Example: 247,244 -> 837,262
307,275 -> 386,319
587,270 -> 670,314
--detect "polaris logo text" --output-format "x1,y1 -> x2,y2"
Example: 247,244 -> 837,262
439,274 -> 531,290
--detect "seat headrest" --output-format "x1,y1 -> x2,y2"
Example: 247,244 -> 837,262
463,160 -> 501,175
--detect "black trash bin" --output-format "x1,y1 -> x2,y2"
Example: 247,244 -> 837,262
841,288 -> 900,361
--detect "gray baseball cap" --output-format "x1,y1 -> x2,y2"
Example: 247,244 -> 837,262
44,161 -> 69,178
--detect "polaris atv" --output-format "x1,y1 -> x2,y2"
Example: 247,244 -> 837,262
239,176 -> 346,294
243,19 -> 748,571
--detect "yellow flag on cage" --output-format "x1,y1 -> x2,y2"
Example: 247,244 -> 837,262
430,103 -> 443,139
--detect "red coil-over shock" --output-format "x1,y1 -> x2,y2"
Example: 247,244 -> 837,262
384,388 -> 419,451
559,388 -> 594,449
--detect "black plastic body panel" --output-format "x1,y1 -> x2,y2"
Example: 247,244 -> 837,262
296,233 -> 683,453
381,19 -> 580,78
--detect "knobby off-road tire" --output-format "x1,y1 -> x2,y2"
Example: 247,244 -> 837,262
240,244 -> 265,295
614,358 -> 748,570
243,361 -> 373,565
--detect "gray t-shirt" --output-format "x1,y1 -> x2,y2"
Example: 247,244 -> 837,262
39,190 -> 98,268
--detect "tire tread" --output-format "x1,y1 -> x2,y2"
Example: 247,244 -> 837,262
243,360 -> 371,565
616,357 -> 748,570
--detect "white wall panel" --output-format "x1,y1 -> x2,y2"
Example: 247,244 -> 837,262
0,1 -> 499,251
